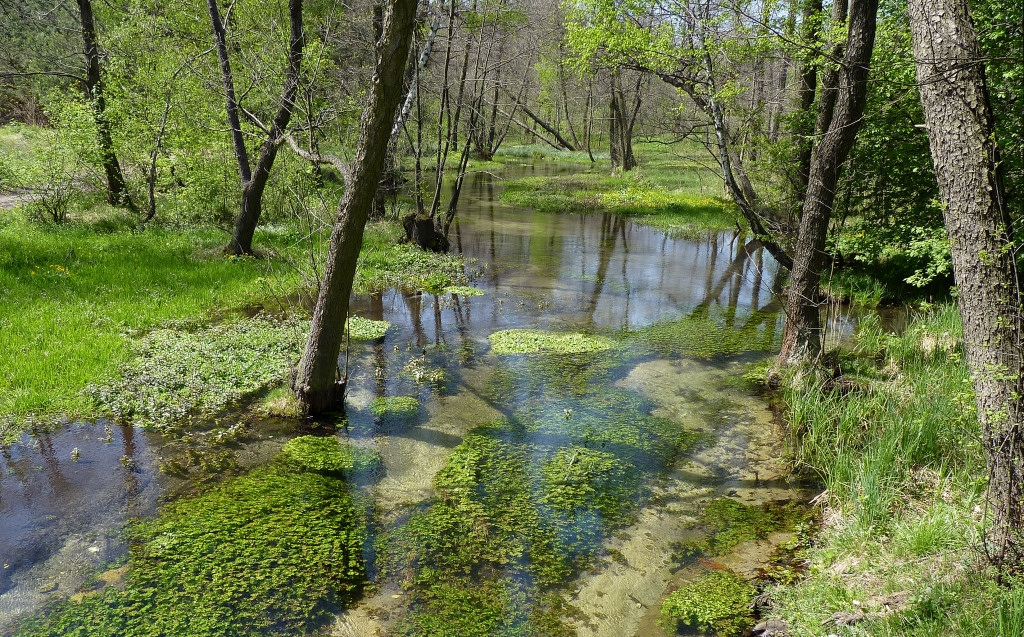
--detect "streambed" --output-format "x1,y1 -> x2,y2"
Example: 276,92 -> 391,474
3,163 -> 823,635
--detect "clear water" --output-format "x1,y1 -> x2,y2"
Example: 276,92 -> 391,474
1,162 -> 819,635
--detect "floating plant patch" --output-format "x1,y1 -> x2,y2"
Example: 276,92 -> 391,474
87,316 -> 306,430
346,316 -> 391,340
442,285 -> 486,297
282,435 -> 382,473
369,395 -> 420,419
488,329 -> 616,355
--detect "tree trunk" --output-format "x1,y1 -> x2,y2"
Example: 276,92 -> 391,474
909,0 -> 1024,572
608,69 -> 637,172
210,0 -> 305,256
293,0 -> 417,416
777,0 -> 878,364
76,0 -> 134,210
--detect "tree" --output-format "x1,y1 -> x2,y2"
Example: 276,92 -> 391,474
293,0 -> 418,415
207,0 -> 305,255
76,0 -> 134,210
776,0 -> 879,364
908,0 -> 1024,572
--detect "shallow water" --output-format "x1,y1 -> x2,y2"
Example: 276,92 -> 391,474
4,162 -> 822,634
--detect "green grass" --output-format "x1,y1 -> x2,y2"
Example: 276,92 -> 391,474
13,456 -> 368,636
500,170 -> 738,237
766,304 -> 1018,636
0,208 -> 468,441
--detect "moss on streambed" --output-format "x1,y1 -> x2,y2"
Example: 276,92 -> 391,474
14,456 -> 368,637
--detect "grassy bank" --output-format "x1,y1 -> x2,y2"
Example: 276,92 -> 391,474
763,305 -> 1022,635
497,142 -> 737,237
0,207 -> 467,441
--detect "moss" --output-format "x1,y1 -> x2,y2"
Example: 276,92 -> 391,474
661,570 -> 756,636
15,459 -> 367,636
346,316 -> 390,340
281,435 -> 382,473
369,395 -> 421,419
488,329 -> 616,355
442,285 -> 485,297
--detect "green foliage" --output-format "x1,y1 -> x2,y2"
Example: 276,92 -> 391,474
369,395 -> 421,419
488,329 -> 616,355
86,317 -> 306,431
281,435 -> 381,473
0,216 -> 295,440
14,461 -> 367,637
356,221 -> 470,293
346,316 -> 391,340
661,571 -> 755,636
770,304 -> 1004,636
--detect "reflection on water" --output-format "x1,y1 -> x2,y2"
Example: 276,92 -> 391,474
0,423 -> 160,623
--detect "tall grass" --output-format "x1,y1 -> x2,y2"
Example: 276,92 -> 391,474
772,304 -> 1020,635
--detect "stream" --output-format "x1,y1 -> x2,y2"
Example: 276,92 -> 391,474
1,162 -> 841,634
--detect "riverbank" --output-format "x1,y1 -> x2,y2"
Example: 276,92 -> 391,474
0,208 -> 468,442
759,304 -> 1022,636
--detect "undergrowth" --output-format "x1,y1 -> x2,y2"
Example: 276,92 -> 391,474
768,304 -> 1019,636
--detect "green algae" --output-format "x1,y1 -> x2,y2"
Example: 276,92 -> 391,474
369,395 -> 421,419
15,458 -> 367,637
661,571 -> 756,636
488,329 -> 616,355
346,316 -> 391,340
281,435 -> 382,474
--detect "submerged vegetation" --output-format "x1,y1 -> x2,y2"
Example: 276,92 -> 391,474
662,571 -> 756,636
14,456 -> 368,636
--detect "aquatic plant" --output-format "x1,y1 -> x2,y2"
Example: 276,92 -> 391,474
369,395 -> 420,419
86,317 -> 306,431
346,316 -> 390,340
673,499 -> 811,560
661,570 -> 755,636
442,285 -> 485,297
14,459 -> 367,636
630,310 -> 780,359
281,435 -> 381,473
488,329 -> 616,355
